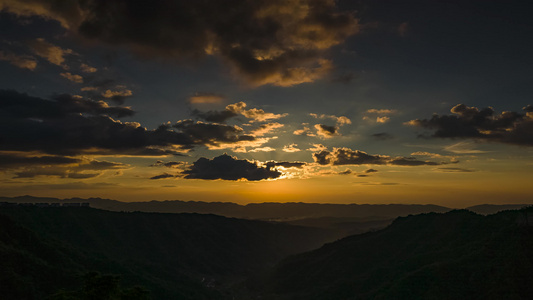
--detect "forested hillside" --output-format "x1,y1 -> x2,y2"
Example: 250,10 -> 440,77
256,208 -> 533,299
0,206 -> 336,299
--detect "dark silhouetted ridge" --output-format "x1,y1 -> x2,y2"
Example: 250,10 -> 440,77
0,205 -> 336,299
257,208 -> 533,299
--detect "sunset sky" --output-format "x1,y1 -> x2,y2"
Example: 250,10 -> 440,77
1,0 -> 532,207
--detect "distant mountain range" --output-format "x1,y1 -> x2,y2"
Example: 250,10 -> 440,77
2,196 -> 530,238
0,205 -> 337,299
1,201 -> 531,299
3,195 -> 529,220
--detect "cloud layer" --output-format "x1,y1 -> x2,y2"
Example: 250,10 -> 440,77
1,0 -> 358,86
313,147 -> 443,166
183,154 -> 281,181
407,104 -> 533,146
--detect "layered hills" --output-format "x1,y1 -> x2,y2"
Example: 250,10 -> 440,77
1,198 -> 532,299
0,206 -> 336,299
257,208 -> 533,299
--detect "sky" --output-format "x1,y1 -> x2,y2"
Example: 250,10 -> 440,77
0,0 -> 532,207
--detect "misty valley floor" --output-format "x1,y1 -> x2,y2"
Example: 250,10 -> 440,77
1,200 -> 532,299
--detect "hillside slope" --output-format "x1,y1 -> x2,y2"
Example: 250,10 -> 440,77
0,206 -> 337,299
259,208 -> 533,299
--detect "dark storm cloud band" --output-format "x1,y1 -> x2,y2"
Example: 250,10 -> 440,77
407,104 -> 533,146
0,0 -> 357,86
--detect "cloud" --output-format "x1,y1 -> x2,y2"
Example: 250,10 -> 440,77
308,144 -> 327,152
407,104 -> 533,146
188,93 -> 225,104
183,154 -> 281,181
227,102 -> 287,122
0,89 -> 190,156
0,152 -> 128,179
80,63 -> 97,73
0,90 -> 134,119
151,160 -> 185,168
193,101 -> 287,123
338,169 -> 354,175
371,132 -> 394,140
150,173 -> 177,180
27,38 -> 73,68
1,0 -> 357,86
264,161 -> 306,169
363,108 -> 396,123
437,167 -> 475,173
366,109 -> 396,114
60,72 -> 83,83
310,113 -> 351,125
249,147 -> 276,152
1,90 -> 269,158
282,143 -> 301,152
250,122 -> 284,136
443,141 -> 487,154
102,89 -> 133,104
0,50 -> 37,70
314,124 -> 339,138
364,168 -> 378,173
376,116 -> 390,123
81,87 -> 97,91
411,151 -> 443,158
312,147 -> 443,166
293,126 -> 316,136
0,152 -> 79,169
191,108 -> 238,123
173,120 -> 256,148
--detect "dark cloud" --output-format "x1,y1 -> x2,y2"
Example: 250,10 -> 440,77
437,167 -> 475,173
192,102 -> 286,123
191,108 -> 238,123
407,104 -> 533,146
313,147 -> 442,166
0,153 -> 80,169
1,0 -> 357,86
313,150 -> 331,165
338,169 -> 354,175
0,89 -> 267,156
0,89 -> 134,119
0,152 -> 127,179
250,123 -> 284,137
371,132 -> 394,140
315,124 -> 339,138
173,120 -> 255,147
151,160 -> 185,168
150,173 -> 177,180
364,168 -> 379,173
183,154 -> 281,181
264,161 -> 306,169
14,169 -> 99,179
0,113 -> 188,156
